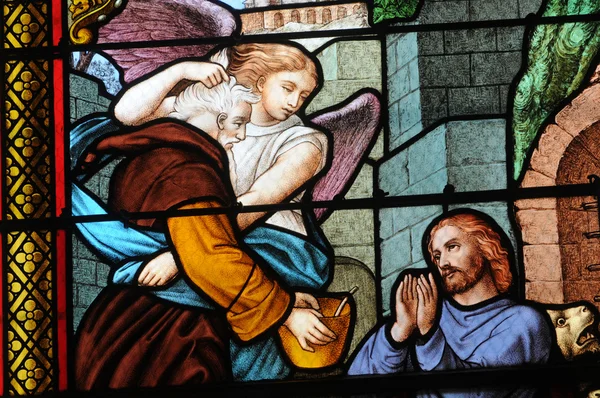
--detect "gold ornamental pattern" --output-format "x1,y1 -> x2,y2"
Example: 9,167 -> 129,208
3,2 -> 48,48
4,59 -> 55,395
68,0 -> 123,44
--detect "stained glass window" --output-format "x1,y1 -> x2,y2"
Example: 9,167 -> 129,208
2,0 -> 600,395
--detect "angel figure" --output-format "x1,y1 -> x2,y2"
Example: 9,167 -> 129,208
70,1 -> 381,387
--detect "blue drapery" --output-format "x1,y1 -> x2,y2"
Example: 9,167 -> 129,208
70,116 -> 332,381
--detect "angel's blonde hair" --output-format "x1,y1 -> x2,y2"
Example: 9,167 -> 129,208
211,43 -> 319,92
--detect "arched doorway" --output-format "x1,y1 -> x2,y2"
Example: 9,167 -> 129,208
306,9 -> 316,24
337,7 -> 347,19
556,121 -> 600,308
515,69 -> 600,306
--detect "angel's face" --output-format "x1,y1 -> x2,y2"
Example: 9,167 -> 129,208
256,70 -> 317,123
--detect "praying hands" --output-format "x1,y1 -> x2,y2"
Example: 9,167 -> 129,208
390,273 -> 439,343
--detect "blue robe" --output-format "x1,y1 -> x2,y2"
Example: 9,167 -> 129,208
71,116 -> 332,381
348,296 -> 552,397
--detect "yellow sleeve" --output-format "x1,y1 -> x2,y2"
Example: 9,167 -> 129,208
167,201 -> 292,341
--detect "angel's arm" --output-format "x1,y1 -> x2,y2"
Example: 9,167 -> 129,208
236,142 -> 321,230
113,61 -> 229,126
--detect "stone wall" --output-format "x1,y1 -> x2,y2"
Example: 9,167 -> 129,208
415,0 -> 543,128
386,32 -> 422,151
377,119 -> 515,314
310,40 -> 383,273
70,74 -> 115,329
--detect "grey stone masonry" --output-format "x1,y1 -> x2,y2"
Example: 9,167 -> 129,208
412,0 -> 543,129
377,118 -> 515,314
386,33 -> 422,151
70,73 -> 115,330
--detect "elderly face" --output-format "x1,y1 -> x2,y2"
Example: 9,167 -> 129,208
431,225 -> 486,295
216,101 -> 252,150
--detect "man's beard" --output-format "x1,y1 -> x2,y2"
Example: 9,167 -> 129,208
441,255 -> 487,295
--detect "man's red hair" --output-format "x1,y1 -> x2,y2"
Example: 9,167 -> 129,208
427,213 -> 513,294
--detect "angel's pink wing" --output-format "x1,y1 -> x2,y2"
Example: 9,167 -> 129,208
309,90 -> 381,223
98,0 -> 237,83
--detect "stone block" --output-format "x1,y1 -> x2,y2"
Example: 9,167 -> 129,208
322,209 -> 373,245
395,33 -> 418,67
381,270 -> 401,313
394,121 -> 423,149
514,197 -> 557,211
418,1 -> 469,24
519,0 -> 543,18
418,31 -> 444,56
385,42 -> 397,78
368,132 -> 385,161
338,41 -> 381,80
408,59 -> 419,92
529,124 -> 574,179
346,164 -> 373,199
78,284 -> 103,307
70,97 -> 77,121
391,205 -> 442,234
381,229 -> 412,277
471,52 -> 522,85
499,85 -> 510,113
402,168 -> 449,195
96,262 -> 111,287
332,245 -> 375,273
421,88 -> 448,121
516,209 -> 559,245
448,86 -> 500,115
73,307 -> 87,331
388,102 -> 401,149
420,55 -> 470,87
497,27 -> 525,51
555,84 -> 600,138
399,91 -> 422,133
444,29 -> 496,54
379,151 -> 409,195
75,99 -> 99,119
448,163 -> 507,191
73,259 -> 97,285
469,0 -> 519,21
318,43 -> 338,81
525,281 -> 564,304
520,170 -> 555,188
97,95 -> 112,108
70,74 -> 99,103
523,244 -> 562,282
407,125 -> 447,184
380,208 -> 395,240
388,66 -> 410,105
446,119 -> 506,166
411,214 -> 439,263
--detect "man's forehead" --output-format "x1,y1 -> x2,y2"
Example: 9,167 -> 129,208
431,225 -> 465,251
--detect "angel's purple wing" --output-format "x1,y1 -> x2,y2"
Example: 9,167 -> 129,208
309,91 -> 382,223
98,0 -> 236,83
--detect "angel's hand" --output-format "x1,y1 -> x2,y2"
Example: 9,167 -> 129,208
182,61 -> 229,88
138,251 -> 178,287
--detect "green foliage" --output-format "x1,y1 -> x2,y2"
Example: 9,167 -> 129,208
373,0 -> 420,24
513,0 -> 600,180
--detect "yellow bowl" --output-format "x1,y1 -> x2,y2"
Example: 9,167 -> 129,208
278,296 -> 354,369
